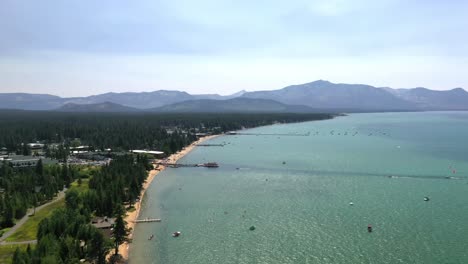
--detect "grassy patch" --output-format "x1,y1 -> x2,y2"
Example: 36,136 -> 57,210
5,199 -> 65,242
0,244 -> 31,264
75,165 -> 99,179
69,178 -> 89,193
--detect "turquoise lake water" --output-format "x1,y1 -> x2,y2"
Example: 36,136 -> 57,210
129,112 -> 468,264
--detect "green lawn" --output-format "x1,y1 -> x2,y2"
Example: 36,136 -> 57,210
0,244 -> 31,264
5,199 -> 65,242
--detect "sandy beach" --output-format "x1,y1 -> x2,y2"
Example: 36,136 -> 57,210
115,134 -> 219,261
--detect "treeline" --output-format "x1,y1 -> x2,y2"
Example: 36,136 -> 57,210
0,111 -> 333,153
11,155 -> 150,263
12,207 -> 111,264
0,160 -> 76,229
85,155 -> 150,216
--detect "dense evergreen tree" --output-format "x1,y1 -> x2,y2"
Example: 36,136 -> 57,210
112,205 -> 130,256
88,155 -> 148,216
35,159 -> 43,176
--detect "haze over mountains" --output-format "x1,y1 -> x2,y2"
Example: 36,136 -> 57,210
57,102 -> 140,112
1,80 -> 467,112
151,98 -> 315,113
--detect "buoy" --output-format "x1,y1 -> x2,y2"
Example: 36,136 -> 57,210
249,226 -> 256,231
367,224 -> 373,233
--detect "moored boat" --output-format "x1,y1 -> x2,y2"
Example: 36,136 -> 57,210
202,162 -> 219,168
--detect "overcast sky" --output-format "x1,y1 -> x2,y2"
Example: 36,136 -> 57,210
1,0 -> 467,97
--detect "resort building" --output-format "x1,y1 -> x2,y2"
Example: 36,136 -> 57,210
130,150 -> 164,156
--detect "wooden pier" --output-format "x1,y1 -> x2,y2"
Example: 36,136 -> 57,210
233,132 -> 310,137
155,162 -> 219,168
133,218 -> 161,223
155,162 -> 197,168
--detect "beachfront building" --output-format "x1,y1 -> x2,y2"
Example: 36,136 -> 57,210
130,150 -> 164,156
91,217 -> 116,229
91,217 -> 116,238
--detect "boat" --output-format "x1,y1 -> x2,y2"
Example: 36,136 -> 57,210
424,197 -> 430,201
202,162 -> 219,168
349,202 -> 354,206
148,234 -> 154,240
172,231 -> 181,237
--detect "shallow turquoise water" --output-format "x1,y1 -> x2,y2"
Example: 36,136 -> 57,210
130,112 -> 468,264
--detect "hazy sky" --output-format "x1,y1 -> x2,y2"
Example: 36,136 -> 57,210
1,0 -> 467,97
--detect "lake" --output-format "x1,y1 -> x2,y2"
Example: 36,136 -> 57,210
130,112 -> 468,264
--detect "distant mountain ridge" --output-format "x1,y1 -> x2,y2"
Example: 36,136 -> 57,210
383,87 -> 468,110
241,80 -> 468,111
151,97 -> 317,113
0,93 -> 65,110
1,81 -> 467,112
57,102 -> 139,112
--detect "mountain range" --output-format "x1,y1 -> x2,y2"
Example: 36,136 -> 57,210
1,81 -> 467,112
151,98 -> 316,113
57,102 -> 140,112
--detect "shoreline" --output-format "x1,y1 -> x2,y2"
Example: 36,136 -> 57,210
117,134 -> 220,261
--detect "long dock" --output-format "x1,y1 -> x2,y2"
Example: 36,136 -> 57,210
196,144 -> 225,147
133,218 -> 161,223
155,162 -> 219,168
155,162 -> 198,168
233,132 -> 310,137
